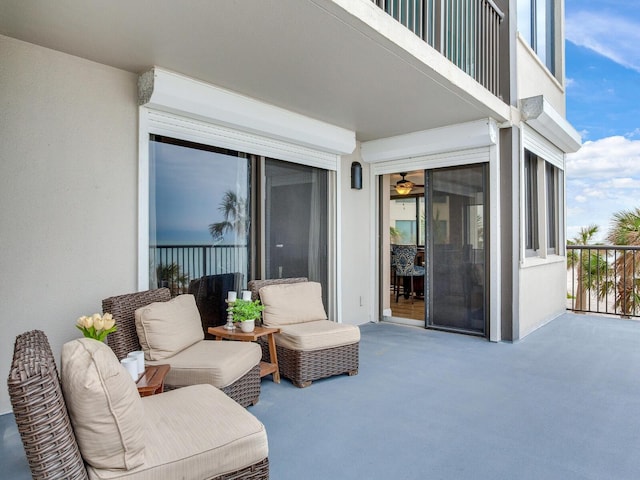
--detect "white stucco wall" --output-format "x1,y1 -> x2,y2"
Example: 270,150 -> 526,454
518,258 -> 567,338
339,146 -> 373,325
0,35 -> 138,413
516,36 -> 566,116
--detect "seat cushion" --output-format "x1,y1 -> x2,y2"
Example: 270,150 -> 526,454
61,338 -> 145,470
86,384 -> 268,480
276,320 -> 360,352
147,340 -> 262,389
259,281 -> 327,326
135,294 -> 204,361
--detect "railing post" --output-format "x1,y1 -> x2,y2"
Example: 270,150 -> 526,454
202,246 -> 207,278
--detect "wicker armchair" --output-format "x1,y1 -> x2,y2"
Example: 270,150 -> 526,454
188,273 -> 242,337
248,278 -> 359,388
102,288 -> 261,407
7,330 -> 269,480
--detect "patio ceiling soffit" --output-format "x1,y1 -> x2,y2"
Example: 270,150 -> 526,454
138,67 -> 356,157
520,96 -> 582,153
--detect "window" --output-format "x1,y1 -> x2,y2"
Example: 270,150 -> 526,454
149,136 -> 251,295
390,194 -> 426,246
523,149 -> 562,258
524,151 -> 538,253
517,0 -> 555,74
148,135 -> 329,298
546,162 -> 557,253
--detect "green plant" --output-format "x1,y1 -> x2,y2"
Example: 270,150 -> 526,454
229,299 -> 264,322
156,263 -> 189,297
567,224 -> 606,311
606,208 -> 640,315
390,226 -> 403,244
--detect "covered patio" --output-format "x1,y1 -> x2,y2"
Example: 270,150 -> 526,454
3,313 -> 640,479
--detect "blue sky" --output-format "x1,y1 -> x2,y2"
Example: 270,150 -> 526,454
565,0 -> 640,242
151,141 -> 248,245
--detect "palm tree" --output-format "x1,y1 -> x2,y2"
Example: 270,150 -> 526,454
567,225 -> 606,311
156,263 -> 189,297
606,207 -> 640,316
208,191 -> 248,242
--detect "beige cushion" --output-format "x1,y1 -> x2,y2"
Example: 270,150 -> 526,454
61,338 -> 144,470
276,320 -> 360,351
147,340 -> 262,389
135,294 -> 204,361
259,281 -> 327,326
86,384 -> 268,480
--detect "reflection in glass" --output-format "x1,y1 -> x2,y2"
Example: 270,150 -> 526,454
264,159 -> 328,304
148,136 -> 250,296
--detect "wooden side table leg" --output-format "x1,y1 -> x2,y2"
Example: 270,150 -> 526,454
267,333 -> 280,383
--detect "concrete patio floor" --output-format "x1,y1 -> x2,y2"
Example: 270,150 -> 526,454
2,312 -> 640,479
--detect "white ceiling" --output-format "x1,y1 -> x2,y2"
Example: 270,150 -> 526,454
0,0 -> 510,141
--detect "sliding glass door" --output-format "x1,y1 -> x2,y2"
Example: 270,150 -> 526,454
148,137 -> 330,310
427,164 -> 487,335
264,159 -> 328,305
148,136 -> 250,296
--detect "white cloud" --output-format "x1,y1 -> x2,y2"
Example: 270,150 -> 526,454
566,136 -> 640,178
605,178 -> 640,189
566,135 -> 640,237
566,11 -> 640,73
627,128 -> 640,139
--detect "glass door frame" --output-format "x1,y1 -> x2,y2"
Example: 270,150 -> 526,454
373,150 -> 500,342
424,164 -> 489,337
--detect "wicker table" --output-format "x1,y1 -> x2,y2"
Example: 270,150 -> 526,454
208,325 -> 281,383
136,364 -> 170,396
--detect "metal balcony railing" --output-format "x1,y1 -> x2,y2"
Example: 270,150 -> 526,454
567,245 -> 640,318
150,244 -> 248,295
372,0 -> 504,97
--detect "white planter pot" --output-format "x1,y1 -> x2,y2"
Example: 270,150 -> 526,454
239,319 -> 255,333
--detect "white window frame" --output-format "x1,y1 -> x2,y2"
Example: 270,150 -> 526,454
520,124 -> 565,265
137,68 -> 356,321
517,0 -> 558,75
362,119 -> 502,342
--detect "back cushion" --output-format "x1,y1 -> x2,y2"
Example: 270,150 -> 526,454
61,338 -> 144,470
135,294 -> 204,361
259,281 -> 328,326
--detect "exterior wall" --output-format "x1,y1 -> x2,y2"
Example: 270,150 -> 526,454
500,127 -> 518,341
518,259 -> 567,338
516,36 -> 565,116
339,145 -> 373,325
0,35 -> 138,413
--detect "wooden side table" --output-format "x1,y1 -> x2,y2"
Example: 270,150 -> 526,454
136,364 -> 170,397
208,325 -> 281,383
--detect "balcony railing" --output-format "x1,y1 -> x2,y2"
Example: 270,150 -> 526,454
372,0 -> 504,97
567,245 -> 640,318
151,244 -> 248,295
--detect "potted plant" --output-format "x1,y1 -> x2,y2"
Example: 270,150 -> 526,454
229,299 -> 264,332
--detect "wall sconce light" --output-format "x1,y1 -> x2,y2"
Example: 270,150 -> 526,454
351,162 -> 362,190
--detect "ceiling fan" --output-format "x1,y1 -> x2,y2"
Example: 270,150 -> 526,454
394,172 -> 423,195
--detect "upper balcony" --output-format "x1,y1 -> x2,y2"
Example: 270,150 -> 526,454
0,0 -> 511,141
371,0 -> 505,97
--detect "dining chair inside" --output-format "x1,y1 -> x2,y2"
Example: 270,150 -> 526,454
392,245 -> 425,303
